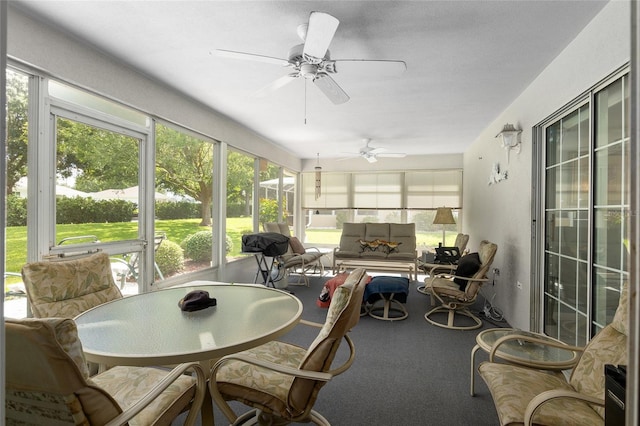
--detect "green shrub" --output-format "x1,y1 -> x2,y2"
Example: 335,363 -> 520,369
56,197 -> 135,224
259,198 -> 286,225
155,239 -> 184,276
181,230 -> 212,262
225,234 -> 233,254
155,201 -> 201,220
6,194 -> 27,226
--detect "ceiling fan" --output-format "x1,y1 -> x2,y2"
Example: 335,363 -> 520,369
216,11 -> 406,104
342,139 -> 407,163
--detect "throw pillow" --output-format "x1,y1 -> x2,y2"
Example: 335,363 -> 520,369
289,236 -> 306,255
358,239 -> 381,252
454,252 -> 481,291
316,273 -> 351,308
380,240 -> 402,254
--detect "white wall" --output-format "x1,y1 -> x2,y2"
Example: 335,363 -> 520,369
7,5 -> 301,172
463,0 -> 631,330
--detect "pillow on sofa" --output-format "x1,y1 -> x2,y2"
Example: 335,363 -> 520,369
454,252 -> 481,290
289,236 -> 306,255
358,239 -> 381,252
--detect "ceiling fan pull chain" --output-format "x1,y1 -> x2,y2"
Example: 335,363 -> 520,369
304,79 -> 307,125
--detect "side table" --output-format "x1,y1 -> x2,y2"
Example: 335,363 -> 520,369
470,328 -> 581,396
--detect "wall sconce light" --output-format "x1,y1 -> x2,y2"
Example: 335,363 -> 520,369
433,207 -> 456,247
495,123 -> 522,163
314,153 -> 322,200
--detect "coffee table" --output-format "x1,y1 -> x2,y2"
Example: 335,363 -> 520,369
470,328 -> 581,396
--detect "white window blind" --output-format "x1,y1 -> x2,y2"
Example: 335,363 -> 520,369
301,172 -> 350,209
405,170 -> 462,209
301,170 -> 462,209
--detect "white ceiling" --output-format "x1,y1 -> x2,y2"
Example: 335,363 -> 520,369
14,0 -> 608,160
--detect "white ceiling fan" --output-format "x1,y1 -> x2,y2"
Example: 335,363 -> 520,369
342,139 -> 407,163
216,11 -> 406,104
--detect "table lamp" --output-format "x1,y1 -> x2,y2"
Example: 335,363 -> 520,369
433,207 -> 456,247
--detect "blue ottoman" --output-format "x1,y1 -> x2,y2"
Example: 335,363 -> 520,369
363,276 -> 410,321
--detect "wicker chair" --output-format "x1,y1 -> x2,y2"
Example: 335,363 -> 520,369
209,268 -> 369,425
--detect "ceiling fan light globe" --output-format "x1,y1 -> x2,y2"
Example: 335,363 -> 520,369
300,63 -> 317,79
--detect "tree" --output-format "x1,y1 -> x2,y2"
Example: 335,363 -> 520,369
226,151 -> 255,217
155,124 -> 214,226
56,118 -> 139,192
6,70 -> 29,195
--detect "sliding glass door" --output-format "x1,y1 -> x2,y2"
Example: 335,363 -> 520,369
539,71 -> 629,345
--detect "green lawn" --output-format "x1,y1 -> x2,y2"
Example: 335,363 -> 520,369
5,218 -> 453,288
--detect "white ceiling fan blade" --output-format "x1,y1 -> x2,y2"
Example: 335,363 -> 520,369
365,155 -> 378,163
369,147 -> 387,155
377,153 -> 407,158
303,12 -> 339,60
254,74 -> 298,97
215,49 -> 290,67
332,59 -> 407,76
313,74 -> 349,104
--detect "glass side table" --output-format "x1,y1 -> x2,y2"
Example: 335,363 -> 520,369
470,328 -> 581,396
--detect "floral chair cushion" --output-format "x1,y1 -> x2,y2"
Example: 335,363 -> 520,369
21,252 -> 122,318
478,362 -> 603,425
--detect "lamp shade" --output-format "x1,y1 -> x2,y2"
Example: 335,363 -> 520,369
433,207 -> 456,225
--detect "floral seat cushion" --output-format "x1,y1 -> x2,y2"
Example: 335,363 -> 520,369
478,363 -> 603,425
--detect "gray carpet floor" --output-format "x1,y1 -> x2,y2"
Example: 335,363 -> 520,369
184,272 -> 506,425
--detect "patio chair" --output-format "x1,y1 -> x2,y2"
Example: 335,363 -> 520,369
478,281 -> 628,425
417,232 -> 469,294
424,240 -> 497,330
111,231 -> 167,288
209,268 -> 369,425
5,316 -> 206,426
263,222 -> 325,286
21,251 -> 123,319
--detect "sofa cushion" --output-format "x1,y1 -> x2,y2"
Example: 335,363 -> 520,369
339,223 -> 367,253
364,223 -> 390,241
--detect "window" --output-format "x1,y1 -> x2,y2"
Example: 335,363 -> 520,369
5,68 -> 30,318
537,71 -> 629,345
301,170 -> 463,247
226,150 -> 255,261
155,122 -> 217,278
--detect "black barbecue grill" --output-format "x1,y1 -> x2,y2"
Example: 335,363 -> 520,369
242,232 -> 290,287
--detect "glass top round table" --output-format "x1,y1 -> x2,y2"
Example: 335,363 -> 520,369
470,328 -> 580,396
74,282 -> 303,367
476,328 -> 579,368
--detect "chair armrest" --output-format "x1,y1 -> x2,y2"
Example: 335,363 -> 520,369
212,353 -> 333,383
430,274 -> 489,285
524,389 -> 604,426
105,362 -> 206,426
299,318 -> 323,328
489,334 -> 583,363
